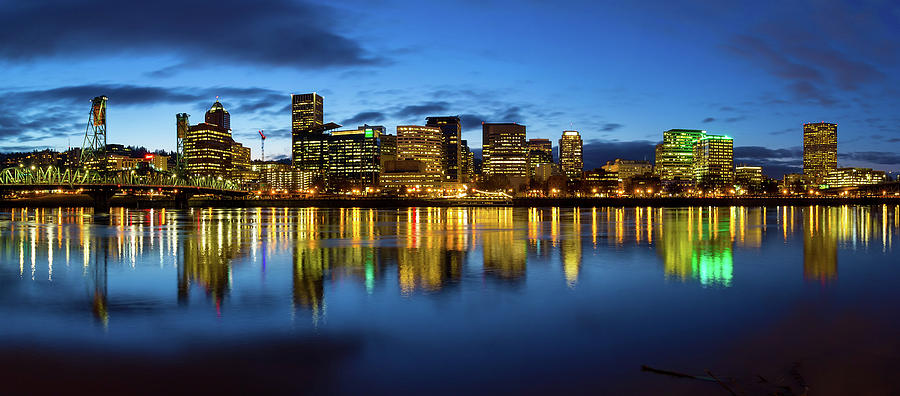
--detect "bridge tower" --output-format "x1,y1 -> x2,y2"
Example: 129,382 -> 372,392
176,113 -> 190,172
80,96 -> 109,170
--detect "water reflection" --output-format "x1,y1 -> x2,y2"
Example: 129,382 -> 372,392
0,205 -> 897,326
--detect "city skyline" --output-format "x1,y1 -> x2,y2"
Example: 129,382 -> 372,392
1,1 -> 898,178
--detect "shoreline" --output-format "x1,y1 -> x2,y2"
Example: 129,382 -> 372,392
2,194 -> 899,209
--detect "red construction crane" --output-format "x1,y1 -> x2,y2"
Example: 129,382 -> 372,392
258,130 -> 266,161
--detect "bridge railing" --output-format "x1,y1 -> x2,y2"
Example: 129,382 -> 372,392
0,166 -> 241,191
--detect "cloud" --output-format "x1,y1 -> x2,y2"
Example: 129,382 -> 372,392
392,102 -> 450,119
721,2 -> 898,106
734,146 -> 802,160
0,84 -> 289,145
341,111 -> 386,126
702,117 -> 716,123
0,0 -> 384,70
724,116 -> 746,123
839,152 -> 900,165
600,123 -> 623,132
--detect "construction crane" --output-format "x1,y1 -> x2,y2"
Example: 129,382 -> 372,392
258,130 -> 266,162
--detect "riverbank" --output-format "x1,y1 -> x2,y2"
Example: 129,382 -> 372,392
2,194 -> 899,209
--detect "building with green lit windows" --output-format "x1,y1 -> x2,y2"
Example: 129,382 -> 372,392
654,129 -> 706,183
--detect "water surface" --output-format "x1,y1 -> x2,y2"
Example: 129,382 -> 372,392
1,206 -> 899,395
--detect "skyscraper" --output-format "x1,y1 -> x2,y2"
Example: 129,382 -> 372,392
459,139 -> 473,183
803,122 -> 837,186
482,123 -> 527,177
291,93 -> 325,171
527,138 -> 553,178
655,129 -> 706,182
326,126 -> 382,190
184,122 -> 233,177
205,100 -> 230,130
692,134 -> 734,189
397,125 -> 444,176
559,130 -> 583,179
425,116 -> 463,183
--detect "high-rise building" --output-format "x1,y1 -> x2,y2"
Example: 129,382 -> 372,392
482,123 -> 527,177
527,138 -> 553,179
692,134 -> 734,189
655,129 -> 706,182
460,140 -> 473,183
291,93 -> 325,171
231,142 -> 254,188
425,116 -> 463,182
380,133 -> 398,165
397,125 -> 444,176
559,130 -> 583,180
803,122 -> 837,186
205,100 -> 231,130
184,122 -> 233,177
326,127 -> 382,189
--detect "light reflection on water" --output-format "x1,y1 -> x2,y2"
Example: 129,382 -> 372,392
1,206 -> 897,321
1,205 -> 899,393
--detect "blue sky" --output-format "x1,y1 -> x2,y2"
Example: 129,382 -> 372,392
1,0 -> 898,177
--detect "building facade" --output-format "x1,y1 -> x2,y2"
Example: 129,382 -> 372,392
734,166 -> 764,190
482,123 -> 527,177
655,129 -> 706,182
803,122 -> 837,186
184,122 -> 233,177
823,168 -> 886,188
692,135 -> 734,189
558,130 -> 583,180
397,125 -> 444,177
601,159 -> 652,181
527,138 -> 553,179
425,116 -> 463,183
326,127 -> 382,190
291,93 -> 325,172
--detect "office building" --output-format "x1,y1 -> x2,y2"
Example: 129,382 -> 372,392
482,123 -> 527,177
803,122 -> 837,186
205,100 -> 231,130
380,133 -> 397,165
527,138 -> 553,179
655,129 -> 706,182
734,166 -> 764,189
558,130 -> 583,179
460,140 -> 473,183
291,93 -> 325,171
692,134 -> 734,189
397,125 -> 444,176
231,142 -> 254,188
326,127 -> 382,189
601,159 -> 652,181
425,116 -> 463,182
823,168 -> 886,188
379,159 -> 442,191
184,121 -> 233,177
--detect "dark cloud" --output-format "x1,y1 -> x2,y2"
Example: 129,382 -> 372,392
600,123 -> 623,132
459,114 -> 485,132
839,152 -> 900,165
724,116 -> 746,123
341,111 -> 387,126
392,102 -> 450,119
0,0 -> 384,70
768,128 -> 794,135
888,138 -> 900,143
702,117 -> 716,123
721,2 -> 897,106
0,84 -> 288,145
734,146 -> 802,160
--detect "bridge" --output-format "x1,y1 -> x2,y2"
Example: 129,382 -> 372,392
0,95 -> 246,210
0,165 -> 246,210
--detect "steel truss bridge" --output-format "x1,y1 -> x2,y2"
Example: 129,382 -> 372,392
0,165 -> 246,208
